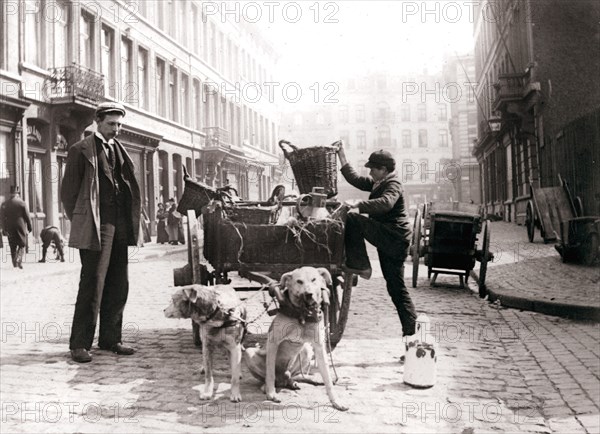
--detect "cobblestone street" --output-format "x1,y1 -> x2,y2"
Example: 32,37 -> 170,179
1,248 -> 598,433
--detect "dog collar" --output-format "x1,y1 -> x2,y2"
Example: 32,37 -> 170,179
192,302 -> 246,329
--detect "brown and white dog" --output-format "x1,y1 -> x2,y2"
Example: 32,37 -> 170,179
164,284 -> 246,402
261,266 -> 348,411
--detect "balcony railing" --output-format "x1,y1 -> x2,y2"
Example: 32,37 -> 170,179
203,126 -> 231,149
479,120 -> 491,136
46,64 -> 104,104
492,72 -> 526,112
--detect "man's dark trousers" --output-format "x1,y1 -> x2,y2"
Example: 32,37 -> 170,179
69,224 -> 129,350
7,236 -> 24,268
345,212 -> 417,336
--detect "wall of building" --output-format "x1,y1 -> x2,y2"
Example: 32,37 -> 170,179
531,0 -> 600,138
473,0 -> 600,223
280,72 -> 455,210
1,0 -> 282,239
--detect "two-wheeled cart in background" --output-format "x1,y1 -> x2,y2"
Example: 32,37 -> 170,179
525,175 -> 599,265
410,201 -> 493,297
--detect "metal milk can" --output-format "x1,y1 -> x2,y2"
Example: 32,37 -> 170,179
403,314 -> 437,388
296,187 -> 329,220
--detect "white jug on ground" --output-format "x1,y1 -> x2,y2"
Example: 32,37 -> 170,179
403,314 -> 437,388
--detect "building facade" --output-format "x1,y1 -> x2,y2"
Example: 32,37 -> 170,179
473,0 -> 600,222
443,53 -> 481,204
281,72 -> 456,211
0,0 -> 281,239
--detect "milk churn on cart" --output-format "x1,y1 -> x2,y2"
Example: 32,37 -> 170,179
296,187 -> 330,220
403,314 -> 437,388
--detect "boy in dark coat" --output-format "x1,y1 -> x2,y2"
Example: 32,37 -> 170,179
337,143 -> 417,338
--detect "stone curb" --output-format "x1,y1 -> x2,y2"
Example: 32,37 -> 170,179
471,270 -> 600,322
0,246 -> 187,285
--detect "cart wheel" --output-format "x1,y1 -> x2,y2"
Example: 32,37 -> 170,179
478,220 -> 491,297
411,208 -> 422,288
526,201 -> 535,243
574,197 -> 584,218
328,272 -> 354,351
581,234 -> 599,266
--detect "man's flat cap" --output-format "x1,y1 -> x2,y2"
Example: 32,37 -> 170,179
365,149 -> 395,168
95,102 -> 126,117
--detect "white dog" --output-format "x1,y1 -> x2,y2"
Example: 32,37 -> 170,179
263,267 -> 348,411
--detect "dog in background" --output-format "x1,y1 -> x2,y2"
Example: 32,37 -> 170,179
38,226 -> 65,262
262,266 -> 348,411
164,284 -> 246,402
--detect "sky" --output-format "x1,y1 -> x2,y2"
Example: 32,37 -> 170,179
259,1 -> 476,86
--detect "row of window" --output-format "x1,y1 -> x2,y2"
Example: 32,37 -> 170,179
17,0 -> 271,85
138,0 -> 272,84
400,159 -> 449,182
294,104 -> 448,126
18,1 -> 277,152
339,129 -> 449,149
338,103 -> 448,123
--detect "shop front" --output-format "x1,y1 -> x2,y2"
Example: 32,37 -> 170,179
0,96 -> 29,207
118,126 -> 161,235
26,120 -> 49,239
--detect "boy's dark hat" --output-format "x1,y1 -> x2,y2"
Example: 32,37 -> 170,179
95,102 -> 126,117
365,149 -> 395,168
10,185 -> 20,195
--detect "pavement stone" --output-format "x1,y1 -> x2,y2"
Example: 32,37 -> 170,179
0,235 -> 187,284
1,242 -> 599,433
467,221 -> 600,321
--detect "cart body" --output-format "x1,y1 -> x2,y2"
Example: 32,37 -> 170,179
174,191 -> 355,350
411,201 -> 492,296
202,203 -> 346,278
427,211 -> 480,272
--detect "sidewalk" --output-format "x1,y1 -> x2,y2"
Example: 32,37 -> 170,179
471,221 -> 600,321
0,236 -> 187,285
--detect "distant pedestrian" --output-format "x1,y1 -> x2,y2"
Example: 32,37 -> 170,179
156,203 -> 169,244
0,186 -> 32,269
141,206 -> 151,245
166,198 -> 182,245
61,101 -> 142,363
38,225 -> 65,262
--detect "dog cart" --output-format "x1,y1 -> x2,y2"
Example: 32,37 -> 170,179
410,201 -> 493,297
525,175 -> 599,265
172,142 -> 355,351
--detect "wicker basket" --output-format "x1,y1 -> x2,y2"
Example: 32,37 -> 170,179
226,206 -> 279,225
177,178 -> 221,216
279,140 -> 338,198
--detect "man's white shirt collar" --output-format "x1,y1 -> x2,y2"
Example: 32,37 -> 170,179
95,132 -> 114,145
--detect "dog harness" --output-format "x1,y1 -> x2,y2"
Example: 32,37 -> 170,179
191,301 -> 246,329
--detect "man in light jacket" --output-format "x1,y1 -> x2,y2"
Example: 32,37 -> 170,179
61,102 -> 142,363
